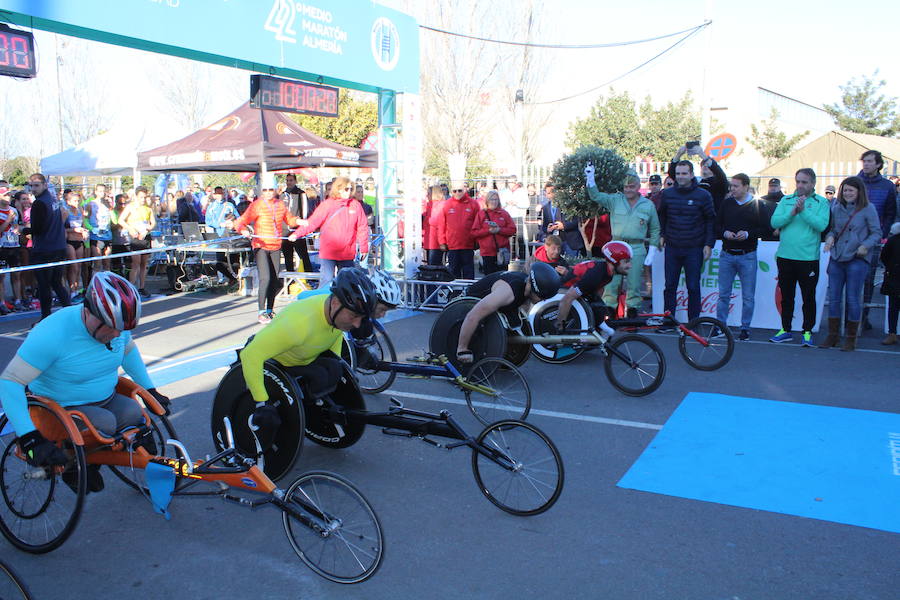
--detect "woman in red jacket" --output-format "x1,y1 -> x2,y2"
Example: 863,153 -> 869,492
229,185 -> 298,324
422,186 -> 446,265
289,176 -> 369,288
471,190 -> 516,275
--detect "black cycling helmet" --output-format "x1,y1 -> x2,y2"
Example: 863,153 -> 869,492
529,262 -> 560,300
331,267 -> 377,318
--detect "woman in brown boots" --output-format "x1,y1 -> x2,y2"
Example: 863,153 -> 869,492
819,176 -> 881,351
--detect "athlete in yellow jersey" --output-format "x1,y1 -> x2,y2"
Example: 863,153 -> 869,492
240,268 -> 378,449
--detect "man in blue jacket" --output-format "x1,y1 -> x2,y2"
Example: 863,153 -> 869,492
657,160 -> 716,325
858,149 -> 897,329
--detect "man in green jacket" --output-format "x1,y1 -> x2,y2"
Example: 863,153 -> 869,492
585,168 -> 660,317
769,168 -> 830,346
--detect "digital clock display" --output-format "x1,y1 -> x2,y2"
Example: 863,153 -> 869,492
0,26 -> 37,79
250,74 -> 339,118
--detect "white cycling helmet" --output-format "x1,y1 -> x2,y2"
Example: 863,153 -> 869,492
370,269 -> 402,307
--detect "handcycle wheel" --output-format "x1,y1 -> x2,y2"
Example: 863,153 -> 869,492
471,420 -> 564,516
344,321 -> 397,394
0,559 -> 33,600
463,357 -> 532,425
528,294 -> 594,364
0,405 -> 87,554
678,317 -> 734,371
211,362 -> 306,482
428,296 -> 507,373
282,471 -> 384,584
302,362 -> 367,449
107,412 -> 178,493
603,333 -> 666,396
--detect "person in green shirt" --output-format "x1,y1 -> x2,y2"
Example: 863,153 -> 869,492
584,169 -> 660,317
768,168 -> 831,345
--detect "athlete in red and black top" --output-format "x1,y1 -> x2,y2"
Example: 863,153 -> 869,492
554,241 -> 633,332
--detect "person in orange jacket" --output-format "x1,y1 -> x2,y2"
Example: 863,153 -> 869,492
471,190 -> 516,275
422,185 -> 446,266
435,183 -> 479,279
288,176 -> 369,289
228,184 -> 299,324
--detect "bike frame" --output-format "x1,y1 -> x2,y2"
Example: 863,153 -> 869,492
607,311 -> 708,346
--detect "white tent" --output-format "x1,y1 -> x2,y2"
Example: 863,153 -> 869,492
40,124 -> 187,177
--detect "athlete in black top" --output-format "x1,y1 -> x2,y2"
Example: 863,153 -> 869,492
455,263 -> 560,363
555,258 -> 631,331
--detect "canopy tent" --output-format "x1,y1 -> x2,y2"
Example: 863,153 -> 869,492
40,125 -> 185,177
757,130 -> 900,192
137,103 -> 377,173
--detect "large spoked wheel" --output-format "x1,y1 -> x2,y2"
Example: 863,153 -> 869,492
463,357 -> 532,425
603,333 -> 666,396
346,323 -> 397,394
108,412 -> 178,492
282,471 -> 384,584
471,420 -> 564,516
678,317 -> 735,371
0,559 -> 33,600
0,406 -> 87,554
528,294 -> 593,364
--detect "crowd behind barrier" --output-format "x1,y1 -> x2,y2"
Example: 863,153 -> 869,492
0,154 -> 897,344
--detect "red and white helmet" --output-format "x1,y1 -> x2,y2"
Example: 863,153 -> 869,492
601,240 -> 633,265
84,271 -> 141,331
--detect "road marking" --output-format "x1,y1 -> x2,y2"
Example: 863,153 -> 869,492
386,391 -> 663,430
147,345 -> 241,373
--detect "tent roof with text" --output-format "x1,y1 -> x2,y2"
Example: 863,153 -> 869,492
137,102 -> 377,172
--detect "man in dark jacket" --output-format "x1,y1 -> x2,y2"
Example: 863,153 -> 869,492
758,178 -> 784,241
658,160 -> 716,323
26,174 -> 72,321
669,144 -> 728,214
858,149 -> 898,329
541,185 -> 585,257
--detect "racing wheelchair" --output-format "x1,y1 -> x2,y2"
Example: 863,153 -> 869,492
211,355 -> 564,516
429,295 -> 667,396
0,378 -> 383,584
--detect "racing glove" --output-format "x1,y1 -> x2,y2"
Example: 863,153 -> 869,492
19,430 -> 68,467
147,388 -> 171,415
250,403 -> 282,451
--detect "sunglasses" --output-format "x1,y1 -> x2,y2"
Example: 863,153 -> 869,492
452,189 -> 464,193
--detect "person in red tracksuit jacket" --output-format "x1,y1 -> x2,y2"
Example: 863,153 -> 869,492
422,186 -> 446,266
471,190 -> 516,275
436,184 -> 479,279
229,186 -> 299,324
289,176 -> 369,289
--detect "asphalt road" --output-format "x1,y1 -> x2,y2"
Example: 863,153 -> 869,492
0,292 -> 897,600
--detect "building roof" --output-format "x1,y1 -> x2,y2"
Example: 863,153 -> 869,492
832,131 -> 900,162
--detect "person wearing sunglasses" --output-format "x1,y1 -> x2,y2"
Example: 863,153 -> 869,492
288,175 -> 369,289
434,183 -> 479,279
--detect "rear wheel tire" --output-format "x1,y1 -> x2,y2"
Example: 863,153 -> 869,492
345,324 -> 397,394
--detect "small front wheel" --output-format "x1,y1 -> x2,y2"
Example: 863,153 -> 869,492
471,420 -> 564,516
463,357 -> 531,425
345,321 -> 398,394
678,317 -> 734,371
603,334 -> 666,396
282,471 -> 384,584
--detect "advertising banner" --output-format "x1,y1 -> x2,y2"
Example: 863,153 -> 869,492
0,0 -> 419,92
651,241 -> 829,332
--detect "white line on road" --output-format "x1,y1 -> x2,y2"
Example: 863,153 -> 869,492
387,391 -> 663,430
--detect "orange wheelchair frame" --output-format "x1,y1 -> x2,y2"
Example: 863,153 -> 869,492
0,378 -> 383,584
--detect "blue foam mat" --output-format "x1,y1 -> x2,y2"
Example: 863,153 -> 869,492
618,392 -> 900,534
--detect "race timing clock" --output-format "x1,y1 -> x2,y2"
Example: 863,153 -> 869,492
0,25 -> 37,79
250,74 -> 339,117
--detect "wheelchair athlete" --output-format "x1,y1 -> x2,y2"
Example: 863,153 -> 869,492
241,267 -> 378,450
553,240 -> 633,333
0,271 -> 170,492
455,262 -> 561,364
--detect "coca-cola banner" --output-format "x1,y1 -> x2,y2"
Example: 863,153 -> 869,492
651,241 -> 829,332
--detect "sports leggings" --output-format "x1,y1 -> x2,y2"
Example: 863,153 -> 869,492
255,248 -> 281,312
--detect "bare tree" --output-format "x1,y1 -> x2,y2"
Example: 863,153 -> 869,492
151,56 -> 216,131
57,37 -> 110,147
415,1 -> 505,179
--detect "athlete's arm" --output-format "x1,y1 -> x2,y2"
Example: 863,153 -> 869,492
0,356 -> 43,436
239,321 -> 300,404
121,338 -> 154,390
456,281 -> 515,354
555,286 -> 582,327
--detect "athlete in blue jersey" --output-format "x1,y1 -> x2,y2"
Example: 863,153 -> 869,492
0,272 -> 169,490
